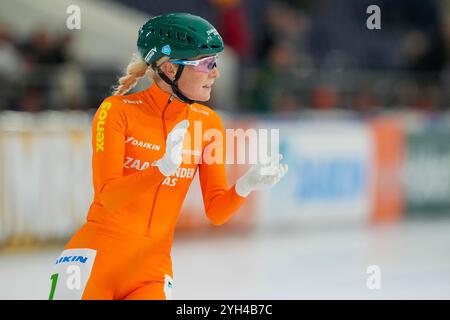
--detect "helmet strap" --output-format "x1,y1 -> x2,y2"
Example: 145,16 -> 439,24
155,64 -> 196,105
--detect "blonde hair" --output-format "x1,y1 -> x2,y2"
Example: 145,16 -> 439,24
112,54 -> 169,96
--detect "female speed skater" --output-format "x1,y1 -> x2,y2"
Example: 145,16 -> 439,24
48,12 -> 288,300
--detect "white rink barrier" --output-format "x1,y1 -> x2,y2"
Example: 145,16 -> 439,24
0,111 -> 93,245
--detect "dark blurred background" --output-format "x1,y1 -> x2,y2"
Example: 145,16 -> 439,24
1,0 -> 449,114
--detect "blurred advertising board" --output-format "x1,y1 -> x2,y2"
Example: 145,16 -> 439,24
405,129 -> 450,215
369,118 -> 404,224
256,119 -> 373,228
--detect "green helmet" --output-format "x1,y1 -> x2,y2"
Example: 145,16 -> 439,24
137,13 -> 224,65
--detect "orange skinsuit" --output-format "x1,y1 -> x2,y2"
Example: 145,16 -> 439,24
64,83 -> 246,299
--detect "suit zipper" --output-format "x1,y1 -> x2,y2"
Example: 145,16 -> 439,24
146,96 -> 174,237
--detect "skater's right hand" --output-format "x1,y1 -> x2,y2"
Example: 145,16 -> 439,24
152,119 -> 189,177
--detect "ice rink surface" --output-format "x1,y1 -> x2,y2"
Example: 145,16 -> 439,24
1,218 -> 449,300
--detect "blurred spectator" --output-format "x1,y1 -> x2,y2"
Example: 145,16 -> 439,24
52,32 -> 76,65
259,1 -> 310,62
311,85 -> 338,110
247,41 -> 297,113
210,0 -> 252,113
384,0 -> 447,76
351,89 -> 379,114
394,81 -> 420,108
412,86 -> 442,112
0,21 -> 25,110
18,27 -> 75,66
11,26 -> 87,111
275,90 -> 300,115
51,63 -> 87,111
211,0 -> 253,63
19,27 -> 54,66
0,22 -> 23,80
17,85 -> 45,113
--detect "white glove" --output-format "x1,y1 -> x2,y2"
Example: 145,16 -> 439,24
235,154 -> 288,197
152,119 -> 189,177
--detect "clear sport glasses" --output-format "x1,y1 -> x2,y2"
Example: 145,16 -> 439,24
169,55 -> 218,73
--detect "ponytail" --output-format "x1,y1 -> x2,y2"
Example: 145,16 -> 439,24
112,53 -> 152,96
